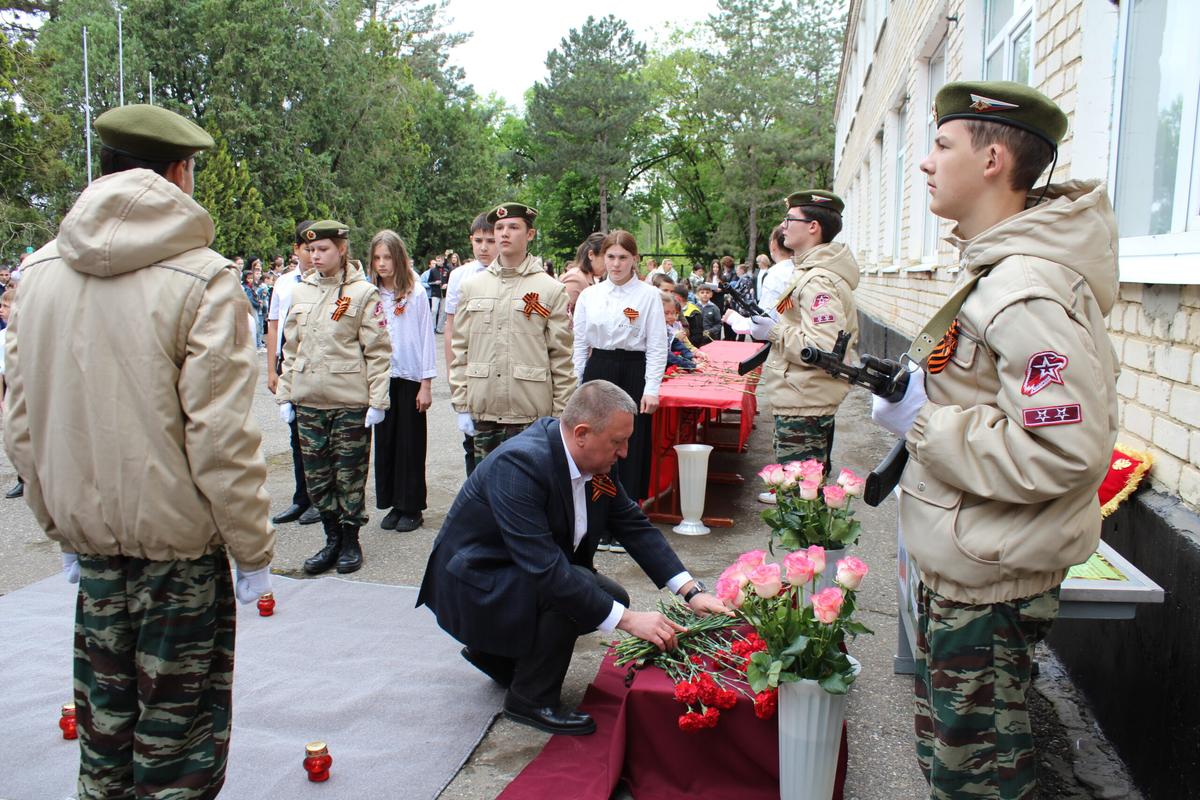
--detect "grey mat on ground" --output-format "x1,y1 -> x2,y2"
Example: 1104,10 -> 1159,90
0,574 -> 504,799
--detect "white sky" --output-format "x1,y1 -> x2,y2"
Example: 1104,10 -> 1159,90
445,0 -> 721,110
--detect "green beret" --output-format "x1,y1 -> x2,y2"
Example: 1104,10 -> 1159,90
302,219 -> 350,242
934,81 -> 1067,147
486,202 -> 538,226
784,190 -> 844,216
94,104 -> 214,162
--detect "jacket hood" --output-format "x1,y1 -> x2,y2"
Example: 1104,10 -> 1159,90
306,259 -> 369,287
57,169 -> 216,277
489,253 -> 544,277
795,242 -> 860,290
948,179 -> 1118,314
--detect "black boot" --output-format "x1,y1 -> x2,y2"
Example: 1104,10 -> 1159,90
6,478 -> 24,499
303,516 -> 342,575
336,525 -> 363,574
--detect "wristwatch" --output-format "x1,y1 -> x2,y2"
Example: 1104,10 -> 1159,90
682,580 -> 707,603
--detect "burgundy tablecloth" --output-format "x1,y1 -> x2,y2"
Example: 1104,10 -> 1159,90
499,652 -> 847,800
646,341 -> 763,499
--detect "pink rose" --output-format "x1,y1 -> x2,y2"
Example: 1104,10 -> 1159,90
822,484 -> 847,509
810,586 -> 845,624
837,469 -> 866,497
797,459 -> 825,480
806,545 -> 826,575
835,556 -> 869,590
836,468 -> 860,487
757,464 -> 786,487
748,563 -> 783,598
783,551 -> 815,585
799,480 -> 820,501
715,576 -> 746,607
736,550 -> 768,571
783,461 -> 805,475
719,563 -> 750,587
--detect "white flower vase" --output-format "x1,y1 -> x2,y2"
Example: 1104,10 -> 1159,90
777,656 -> 861,800
672,444 -> 713,536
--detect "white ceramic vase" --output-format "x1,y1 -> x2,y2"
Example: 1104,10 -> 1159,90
672,444 -> 713,536
777,656 -> 861,800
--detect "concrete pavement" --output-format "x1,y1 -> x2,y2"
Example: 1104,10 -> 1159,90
0,343 -> 1143,799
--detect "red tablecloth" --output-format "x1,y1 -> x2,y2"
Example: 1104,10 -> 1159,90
646,341 -> 763,499
498,651 -> 847,800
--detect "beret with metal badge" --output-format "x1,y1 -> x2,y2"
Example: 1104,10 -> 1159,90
934,80 -> 1068,147
302,219 -> 350,242
486,202 -> 539,226
784,189 -> 844,216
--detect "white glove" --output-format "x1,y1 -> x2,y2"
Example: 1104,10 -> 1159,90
723,309 -> 751,335
871,367 -> 927,437
748,315 -> 775,340
364,407 -> 386,427
62,553 -> 80,584
457,412 -> 477,437
279,402 -> 295,424
234,564 -> 273,605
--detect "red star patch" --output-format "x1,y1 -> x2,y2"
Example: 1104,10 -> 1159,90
812,293 -> 831,310
1021,350 -> 1069,396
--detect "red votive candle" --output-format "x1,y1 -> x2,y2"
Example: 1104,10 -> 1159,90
257,592 -> 276,617
304,741 -> 332,782
59,703 -> 77,740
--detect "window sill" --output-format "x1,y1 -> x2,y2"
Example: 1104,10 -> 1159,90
1117,232 -> 1200,285
902,264 -> 935,273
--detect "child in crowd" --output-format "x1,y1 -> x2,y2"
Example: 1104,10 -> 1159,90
662,293 -> 696,372
0,287 -> 22,499
696,283 -> 722,343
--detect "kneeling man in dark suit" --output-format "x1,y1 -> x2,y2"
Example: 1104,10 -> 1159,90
417,380 -> 727,735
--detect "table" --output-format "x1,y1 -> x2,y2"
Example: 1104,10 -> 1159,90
498,652 -> 848,800
643,341 -> 764,527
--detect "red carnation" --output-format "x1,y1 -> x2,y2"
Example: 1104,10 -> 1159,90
677,711 -> 704,732
690,654 -> 705,665
714,689 -> 738,710
673,680 -> 699,705
753,689 -> 778,720
697,673 -> 720,705
701,707 -> 721,728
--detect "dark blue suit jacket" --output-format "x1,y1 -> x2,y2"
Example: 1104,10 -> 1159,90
416,417 -> 686,658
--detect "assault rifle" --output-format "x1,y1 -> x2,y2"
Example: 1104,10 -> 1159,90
717,279 -> 771,375
799,330 -> 911,506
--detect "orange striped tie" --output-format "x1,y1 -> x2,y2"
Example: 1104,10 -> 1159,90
523,292 -> 552,319
590,474 -> 618,501
776,295 -> 794,314
926,319 -> 960,374
623,307 -> 639,322
331,296 -> 351,321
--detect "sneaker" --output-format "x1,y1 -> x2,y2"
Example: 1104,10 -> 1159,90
607,542 -> 627,554
596,542 -> 611,552
757,490 -> 777,505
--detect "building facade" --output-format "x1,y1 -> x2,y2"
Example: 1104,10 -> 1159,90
831,3 -> 1200,795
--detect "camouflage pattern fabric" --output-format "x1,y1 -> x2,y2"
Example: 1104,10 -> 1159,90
74,550 -> 235,800
772,413 -> 835,474
914,581 -> 1060,800
472,421 -> 529,464
297,405 -> 371,526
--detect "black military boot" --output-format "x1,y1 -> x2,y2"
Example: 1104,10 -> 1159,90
303,516 -> 342,575
336,525 -> 363,574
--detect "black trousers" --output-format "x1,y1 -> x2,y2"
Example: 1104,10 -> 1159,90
462,434 -> 476,477
582,349 -> 652,501
288,417 -> 310,508
373,378 -> 428,512
507,566 -> 629,707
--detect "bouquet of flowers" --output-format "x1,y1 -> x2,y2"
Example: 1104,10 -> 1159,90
716,547 -> 871,697
758,460 -> 865,552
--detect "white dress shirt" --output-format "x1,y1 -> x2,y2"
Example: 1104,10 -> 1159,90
267,267 -> 304,358
444,259 -> 488,316
558,426 -> 693,632
379,278 -> 438,382
758,258 -> 796,320
572,277 -> 669,396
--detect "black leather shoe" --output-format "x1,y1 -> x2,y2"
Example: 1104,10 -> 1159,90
394,513 -> 423,533
461,647 -> 514,688
5,479 -> 23,499
298,506 -> 321,525
503,697 -> 596,736
380,508 -> 401,530
271,504 -> 308,524
336,525 -> 363,574
303,517 -> 341,575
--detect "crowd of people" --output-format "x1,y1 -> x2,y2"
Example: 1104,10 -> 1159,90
3,77 -> 1124,800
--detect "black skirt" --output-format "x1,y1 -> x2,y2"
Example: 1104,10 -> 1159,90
582,348 -> 652,501
373,378 -> 428,512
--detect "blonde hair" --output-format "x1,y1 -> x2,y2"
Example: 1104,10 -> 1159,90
368,229 -> 415,296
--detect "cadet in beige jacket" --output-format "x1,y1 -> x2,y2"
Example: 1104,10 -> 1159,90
738,191 -> 860,484
449,202 -> 576,463
278,220 -> 391,575
872,82 -> 1120,799
3,104 -> 273,797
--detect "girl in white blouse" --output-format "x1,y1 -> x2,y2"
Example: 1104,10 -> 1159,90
572,230 -> 668,544
368,230 -> 437,533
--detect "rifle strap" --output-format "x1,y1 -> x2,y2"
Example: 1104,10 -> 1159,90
904,270 -> 987,364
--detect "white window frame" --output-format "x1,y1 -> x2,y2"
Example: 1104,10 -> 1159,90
922,44 -> 946,263
984,0 -> 1035,84
892,103 -> 907,265
1108,0 -> 1200,285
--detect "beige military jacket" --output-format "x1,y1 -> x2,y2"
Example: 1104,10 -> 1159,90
278,261 -> 392,411
764,243 -> 861,417
901,180 -> 1120,604
450,254 -> 576,423
3,169 -> 274,569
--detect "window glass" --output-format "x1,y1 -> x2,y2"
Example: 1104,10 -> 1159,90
986,0 -> 1015,41
1012,24 -> 1031,85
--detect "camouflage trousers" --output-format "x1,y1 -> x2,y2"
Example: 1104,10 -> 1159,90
773,413 -> 835,474
914,582 -> 1060,800
74,550 -> 236,800
472,421 -> 529,464
297,405 -> 371,526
